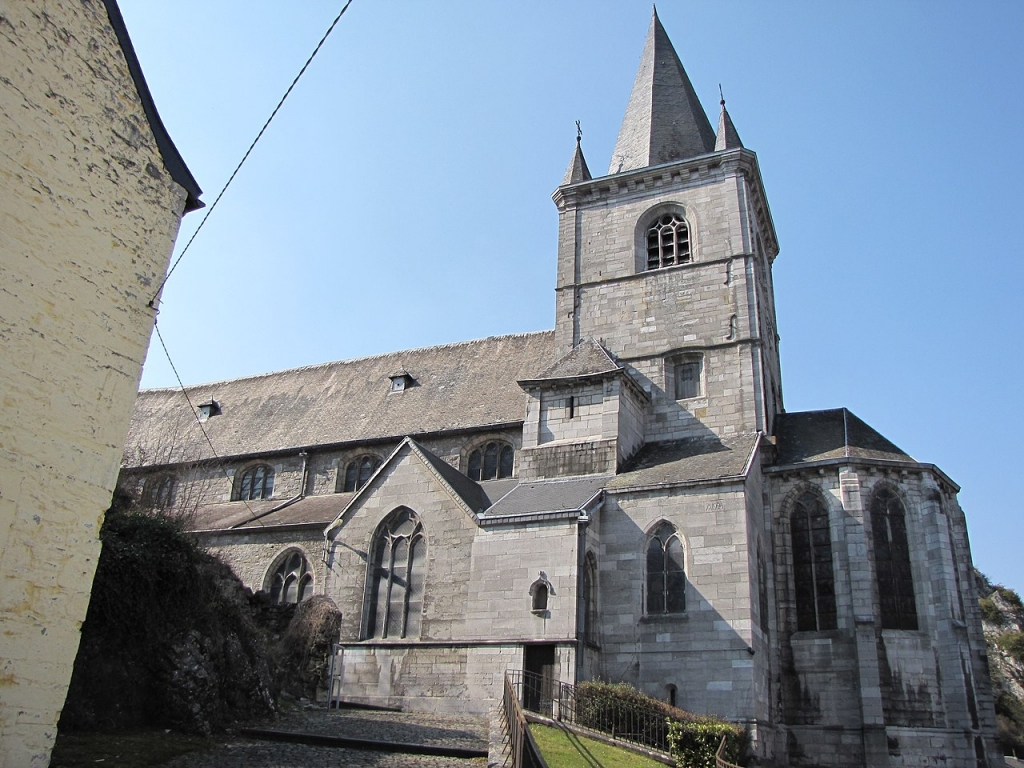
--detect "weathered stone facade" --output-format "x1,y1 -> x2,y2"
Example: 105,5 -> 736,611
0,2 -> 200,765
121,10 -> 998,766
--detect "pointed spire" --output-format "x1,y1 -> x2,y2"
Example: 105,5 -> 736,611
714,87 -> 743,151
608,7 -> 716,174
561,120 -> 592,185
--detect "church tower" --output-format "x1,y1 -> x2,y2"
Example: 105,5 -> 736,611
552,9 -> 782,441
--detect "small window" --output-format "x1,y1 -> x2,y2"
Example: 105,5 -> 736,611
468,441 -> 514,481
141,473 -> 175,508
268,550 -> 314,604
646,522 -> 686,614
234,464 -> 274,501
197,400 -> 221,421
673,355 -> 704,400
340,455 -> 381,493
530,573 -> 553,614
647,213 -> 691,270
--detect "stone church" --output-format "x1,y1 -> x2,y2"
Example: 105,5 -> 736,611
120,11 -> 999,767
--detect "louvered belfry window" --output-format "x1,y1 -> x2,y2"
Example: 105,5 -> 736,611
646,213 -> 691,270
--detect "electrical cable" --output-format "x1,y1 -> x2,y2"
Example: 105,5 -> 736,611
153,321 -> 265,527
148,0 -> 355,310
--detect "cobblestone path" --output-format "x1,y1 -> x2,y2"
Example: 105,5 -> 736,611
161,708 -> 491,768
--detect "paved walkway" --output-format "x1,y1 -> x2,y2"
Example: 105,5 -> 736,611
161,707 -> 494,768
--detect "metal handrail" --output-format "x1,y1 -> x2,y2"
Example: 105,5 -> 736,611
502,672 -> 548,768
716,734 -> 741,768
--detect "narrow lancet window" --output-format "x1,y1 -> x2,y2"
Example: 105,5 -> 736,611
871,488 -> 918,630
791,491 -> 836,631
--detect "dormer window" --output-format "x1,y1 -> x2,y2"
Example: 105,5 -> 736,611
197,400 -> 221,421
389,372 -> 413,392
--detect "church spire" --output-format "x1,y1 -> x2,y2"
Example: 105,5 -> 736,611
714,88 -> 743,151
561,121 -> 592,185
608,7 -> 716,175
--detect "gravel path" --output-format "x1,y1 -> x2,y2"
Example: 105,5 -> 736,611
161,708 -> 492,768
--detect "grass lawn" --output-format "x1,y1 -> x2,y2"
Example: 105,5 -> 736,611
49,730 -> 221,768
529,723 -> 670,768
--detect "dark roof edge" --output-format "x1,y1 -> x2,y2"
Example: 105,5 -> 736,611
765,457 -> 959,492
191,521 -> 326,535
102,0 -> 203,211
607,473 -> 748,495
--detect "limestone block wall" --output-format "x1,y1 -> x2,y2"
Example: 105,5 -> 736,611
324,446 -> 480,642
538,384 -> 604,444
596,484 -> 755,720
464,520 -> 579,640
200,529 -> 324,596
0,4 -> 190,766
767,465 -> 1000,767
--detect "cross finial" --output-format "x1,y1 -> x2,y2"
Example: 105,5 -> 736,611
575,120 -> 583,145
719,83 -> 725,108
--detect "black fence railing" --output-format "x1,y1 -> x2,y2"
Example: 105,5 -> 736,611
502,672 -> 548,768
507,670 -> 673,755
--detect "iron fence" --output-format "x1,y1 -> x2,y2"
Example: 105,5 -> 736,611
502,672 -> 548,768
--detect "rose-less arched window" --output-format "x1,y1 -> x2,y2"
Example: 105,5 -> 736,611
871,488 -> 917,630
234,464 -> 274,501
791,491 -> 836,631
646,522 -> 685,614
340,455 -> 381,493
268,550 -> 314,604
468,442 -> 514,481
367,508 -> 426,639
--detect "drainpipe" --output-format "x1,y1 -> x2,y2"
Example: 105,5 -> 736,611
232,451 -> 309,528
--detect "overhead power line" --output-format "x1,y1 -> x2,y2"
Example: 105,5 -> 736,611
149,0 -> 355,310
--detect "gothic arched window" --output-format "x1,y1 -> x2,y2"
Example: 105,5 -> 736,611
646,522 -> 686,614
791,491 -> 836,631
234,464 -> 274,501
367,508 -> 426,639
340,455 -> 381,493
582,552 -> 597,644
871,488 -> 918,630
141,473 -> 176,508
646,212 -> 691,270
468,442 -> 514,481
267,549 -> 314,604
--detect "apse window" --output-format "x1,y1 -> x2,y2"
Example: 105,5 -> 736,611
647,212 -> 691,270
673,355 -> 704,400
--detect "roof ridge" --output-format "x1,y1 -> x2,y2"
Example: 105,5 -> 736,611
140,329 -> 557,392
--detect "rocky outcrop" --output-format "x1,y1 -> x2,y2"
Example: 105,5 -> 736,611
978,571 -> 1024,755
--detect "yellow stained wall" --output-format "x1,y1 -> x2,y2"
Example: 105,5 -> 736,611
0,3 -> 190,765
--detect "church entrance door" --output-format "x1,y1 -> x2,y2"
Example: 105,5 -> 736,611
522,644 -> 556,715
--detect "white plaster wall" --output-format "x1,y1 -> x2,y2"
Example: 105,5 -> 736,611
0,4 -> 190,766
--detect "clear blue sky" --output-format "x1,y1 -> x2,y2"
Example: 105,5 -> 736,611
119,1 -> 1024,590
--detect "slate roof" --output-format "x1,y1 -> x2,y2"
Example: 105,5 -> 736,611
190,493 -> 352,532
772,409 -> 914,466
126,331 -> 557,467
714,101 -> 743,152
606,433 -> 760,489
608,7 -> 716,174
483,475 -> 610,519
561,139 -> 592,185
524,337 -> 620,382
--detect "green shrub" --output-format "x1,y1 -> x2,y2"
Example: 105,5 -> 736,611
667,718 -> 744,768
999,631 -> 1024,664
995,586 -> 1023,609
571,681 -> 745,763
980,597 -> 1005,626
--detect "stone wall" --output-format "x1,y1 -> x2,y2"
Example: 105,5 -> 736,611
0,3 -> 190,765
597,483 -> 755,721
